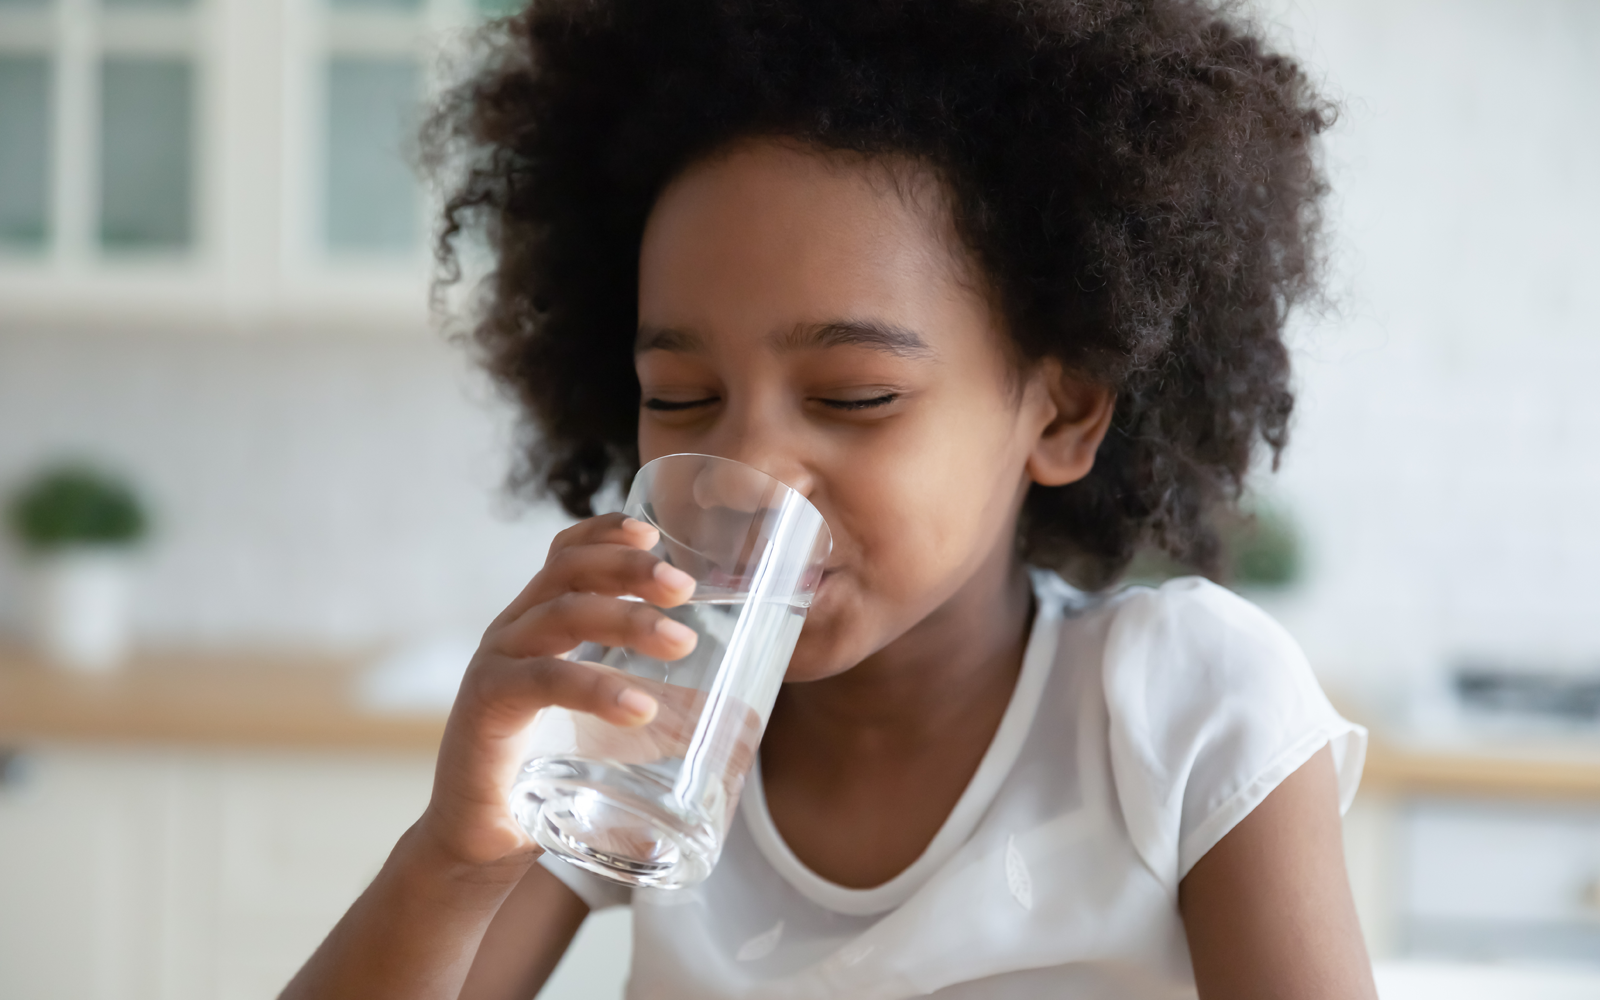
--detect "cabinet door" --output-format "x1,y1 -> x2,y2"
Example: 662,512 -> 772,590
207,753 -> 636,1000
0,746 -> 436,1000
1403,798 -> 1600,963
0,745 -> 630,999
208,752 -> 434,1000
0,747 -> 177,1000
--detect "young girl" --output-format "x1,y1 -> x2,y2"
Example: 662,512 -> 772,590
285,1 -> 1375,997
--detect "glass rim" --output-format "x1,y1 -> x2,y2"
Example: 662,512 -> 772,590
634,451 -> 832,558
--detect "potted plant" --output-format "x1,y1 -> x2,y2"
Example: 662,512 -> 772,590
1122,498 -> 1304,594
6,462 -> 150,672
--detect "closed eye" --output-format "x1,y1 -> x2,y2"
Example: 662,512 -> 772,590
643,396 -> 719,411
817,393 -> 899,411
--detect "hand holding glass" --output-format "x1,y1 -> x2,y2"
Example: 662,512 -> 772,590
511,453 -> 831,888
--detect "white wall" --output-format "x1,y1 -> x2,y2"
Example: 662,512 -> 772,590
0,326 -> 574,650
1258,0 -> 1600,707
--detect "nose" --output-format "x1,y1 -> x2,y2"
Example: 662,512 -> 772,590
699,396 -> 816,500
706,441 -> 815,502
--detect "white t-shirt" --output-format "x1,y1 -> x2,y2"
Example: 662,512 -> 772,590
541,571 -> 1367,999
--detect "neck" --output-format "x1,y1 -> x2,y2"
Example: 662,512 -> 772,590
772,543 -> 1036,754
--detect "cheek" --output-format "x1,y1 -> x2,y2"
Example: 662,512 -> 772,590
637,418 -> 701,467
895,395 -> 1023,512
636,418 -> 667,462
840,397 -> 1026,580
785,404 -> 1026,677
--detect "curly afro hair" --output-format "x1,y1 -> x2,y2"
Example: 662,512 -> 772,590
428,0 -> 1331,589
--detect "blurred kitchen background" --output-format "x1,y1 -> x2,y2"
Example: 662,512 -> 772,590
0,0 -> 1597,997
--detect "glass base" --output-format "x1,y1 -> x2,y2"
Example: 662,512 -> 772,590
512,757 -> 718,889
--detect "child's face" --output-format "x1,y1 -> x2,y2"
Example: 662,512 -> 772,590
636,140 -> 1094,680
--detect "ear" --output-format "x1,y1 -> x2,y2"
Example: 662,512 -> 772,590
1024,360 -> 1115,487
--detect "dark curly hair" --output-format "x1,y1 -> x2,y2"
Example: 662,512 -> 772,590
427,0 -> 1331,589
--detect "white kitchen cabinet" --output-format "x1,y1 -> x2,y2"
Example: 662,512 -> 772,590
1344,782 -> 1600,968
210,754 -> 437,1000
0,746 -> 175,1000
1400,798 -> 1600,963
0,0 -> 496,338
0,743 -> 631,1000
0,648 -> 636,1000
0,745 -> 434,1000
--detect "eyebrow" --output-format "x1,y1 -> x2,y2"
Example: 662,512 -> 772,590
635,325 -> 704,354
776,320 -> 935,360
635,320 -> 935,360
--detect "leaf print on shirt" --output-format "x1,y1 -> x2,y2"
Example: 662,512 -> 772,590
1005,835 -> 1033,911
736,920 -> 784,961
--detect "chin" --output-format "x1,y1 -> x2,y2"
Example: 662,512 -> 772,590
782,567 -> 897,681
782,610 -> 863,683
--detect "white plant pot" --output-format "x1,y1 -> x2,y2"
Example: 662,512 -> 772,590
29,549 -> 135,673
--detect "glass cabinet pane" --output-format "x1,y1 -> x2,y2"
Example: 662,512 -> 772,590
325,56 -> 419,253
0,55 -> 50,247
327,0 -> 424,11
99,57 -> 193,250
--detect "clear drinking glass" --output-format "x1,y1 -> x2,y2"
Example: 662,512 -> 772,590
510,453 -> 832,889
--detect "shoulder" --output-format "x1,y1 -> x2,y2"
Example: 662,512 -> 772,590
1083,576 -> 1365,890
1102,576 -> 1312,704
1033,571 -> 1311,706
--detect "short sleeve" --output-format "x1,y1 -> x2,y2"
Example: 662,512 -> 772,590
539,853 -> 634,911
1101,578 -> 1367,891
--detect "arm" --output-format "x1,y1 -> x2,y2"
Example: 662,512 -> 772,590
458,863 -> 591,1000
279,514 -> 697,1000
1178,745 -> 1378,1000
277,823 -> 536,1000
280,844 -> 589,1000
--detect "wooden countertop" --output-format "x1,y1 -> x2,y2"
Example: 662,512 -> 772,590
0,644 -> 445,753
1361,734 -> 1600,800
6,645 -> 1600,798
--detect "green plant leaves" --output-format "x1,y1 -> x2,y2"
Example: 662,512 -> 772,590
6,463 -> 150,551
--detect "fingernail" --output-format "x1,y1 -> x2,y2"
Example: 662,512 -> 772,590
656,617 -> 697,645
653,561 -> 695,592
617,688 -> 657,718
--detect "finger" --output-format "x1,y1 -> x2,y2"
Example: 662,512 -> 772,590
547,513 -> 659,558
495,514 -> 670,626
620,676 -> 708,753
532,542 -> 696,608
494,591 -> 700,661
462,655 -> 661,736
